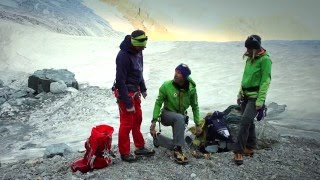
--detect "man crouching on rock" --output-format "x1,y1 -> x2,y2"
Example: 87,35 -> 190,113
149,64 -> 202,165
114,30 -> 155,163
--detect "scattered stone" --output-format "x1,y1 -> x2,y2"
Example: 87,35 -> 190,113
25,158 -> 43,166
0,97 -> 6,105
12,90 -> 29,99
22,135 -> 31,141
44,143 -> 73,158
0,102 -> 18,116
66,87 -> 79,93
0,127 -> 9,133
20,143 -> 37,150
15,98 -> 24,106
190,173 -> 197,178
50,80 -> 67,94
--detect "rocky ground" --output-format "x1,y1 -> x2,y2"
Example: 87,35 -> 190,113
0,136 -> 319,180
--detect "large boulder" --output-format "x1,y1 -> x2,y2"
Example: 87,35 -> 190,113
188,103 -> 284,151
223,104 -> 283,149
28,69 -> 79,94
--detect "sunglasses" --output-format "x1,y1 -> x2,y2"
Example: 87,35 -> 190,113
133,36 -> 148,42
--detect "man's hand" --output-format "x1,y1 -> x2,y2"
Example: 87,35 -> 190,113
150,122 -> 157,137
195,125 -> 202,136
256,106 -> 262,111
141,92 -> 147,99
126,106 -> 135,113
237,98 -> 242,105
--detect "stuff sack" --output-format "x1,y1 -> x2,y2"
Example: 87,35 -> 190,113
205,111 -> 232,144
70,124 -> 115,173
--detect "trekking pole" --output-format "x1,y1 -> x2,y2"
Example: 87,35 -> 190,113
158,117 -> 161,133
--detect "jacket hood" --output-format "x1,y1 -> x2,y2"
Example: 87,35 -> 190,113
187,77 -> 196,89
119,35 -> 139,54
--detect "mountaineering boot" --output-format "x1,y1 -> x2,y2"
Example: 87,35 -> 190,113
243,148 -> 254,156
234,153 -> 243,165
134,147 -> 155,156
173,146 -> 188,165
121,154 -> 138,163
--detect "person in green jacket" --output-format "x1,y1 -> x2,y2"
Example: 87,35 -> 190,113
149,64 -> 202,164
233,35 -> 272,165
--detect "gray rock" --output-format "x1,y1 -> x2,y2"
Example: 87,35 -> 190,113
29,69 -> 78,94
0,79 -> 3,87
13,90 -> 29,99
0,86 -> 34,107
0,102 -> 18,115
0,127 -> 9,133
15,98 -> 24,106
20,143 -> 37,150
190,173 -> 197,178
0,97 -> 6,105
256,121 -> 281,148
22,98 -> 37,106
224,105 -> 281,148
50,81 -> 67,94
0,87 -> 11,100
267,102 -> 287,117
43,143 -> 73,158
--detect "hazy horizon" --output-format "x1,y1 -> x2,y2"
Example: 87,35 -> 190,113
84,0 -> 320,41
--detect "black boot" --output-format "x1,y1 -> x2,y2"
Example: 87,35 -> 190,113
121,154 -> 138,163
134,147 -> 155,156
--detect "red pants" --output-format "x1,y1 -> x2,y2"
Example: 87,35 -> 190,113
118,93 -> 145,155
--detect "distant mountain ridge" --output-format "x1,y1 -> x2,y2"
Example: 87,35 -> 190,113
0,0 -> 122,37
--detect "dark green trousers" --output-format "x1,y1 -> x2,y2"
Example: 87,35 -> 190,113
234,99 -> 257,152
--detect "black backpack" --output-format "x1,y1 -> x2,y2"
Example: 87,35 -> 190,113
205,111 -> 233,145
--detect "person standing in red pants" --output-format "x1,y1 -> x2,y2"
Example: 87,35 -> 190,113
113,30 -> 155,162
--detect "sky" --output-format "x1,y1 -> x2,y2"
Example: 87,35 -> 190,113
85,0 -> 320,41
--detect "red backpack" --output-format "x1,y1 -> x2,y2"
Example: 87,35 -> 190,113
70,124 -> 115,173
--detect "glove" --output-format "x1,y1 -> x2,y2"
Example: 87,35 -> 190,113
195,125 -> 202,136
141,92 -> 147,99
256,104 -> 267,121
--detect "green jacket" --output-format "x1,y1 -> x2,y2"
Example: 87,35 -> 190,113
152,78 -> 200,125
238,51 -> 272,106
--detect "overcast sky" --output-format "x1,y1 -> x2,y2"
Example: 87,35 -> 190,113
88,0 -> 320,41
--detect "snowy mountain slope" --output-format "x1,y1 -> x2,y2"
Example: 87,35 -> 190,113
0,0 -> 122,37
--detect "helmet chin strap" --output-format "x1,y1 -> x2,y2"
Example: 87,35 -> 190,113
251,49 -> 257,59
